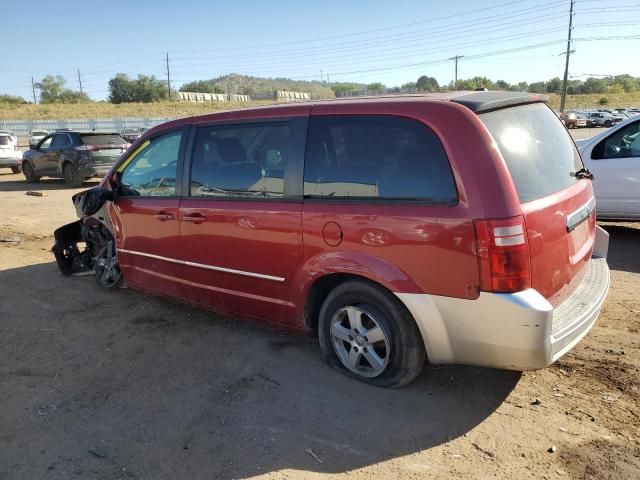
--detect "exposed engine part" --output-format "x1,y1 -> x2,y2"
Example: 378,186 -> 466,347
52,187 -> 121,289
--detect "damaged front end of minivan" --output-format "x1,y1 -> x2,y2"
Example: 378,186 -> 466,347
52,186 -> 123,289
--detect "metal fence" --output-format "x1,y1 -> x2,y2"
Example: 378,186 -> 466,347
0,117 -> 176,138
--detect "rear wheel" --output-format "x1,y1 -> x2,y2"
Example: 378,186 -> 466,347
11,166 -> 22,174
604,120 -> 612,128
567,122 -> 575,129
318,280 -> 425,388
63,163 -> 83,187
22,162 -> 40,183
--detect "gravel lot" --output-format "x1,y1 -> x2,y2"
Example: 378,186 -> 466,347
0,135 -> 638,480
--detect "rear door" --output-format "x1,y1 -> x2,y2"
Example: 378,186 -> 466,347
584,118 -> 640,218
479,103 -> 595,303
177,117 -> 307,323
110,127 -> 188,299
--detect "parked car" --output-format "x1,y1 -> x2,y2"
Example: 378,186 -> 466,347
22,131 -> 129,187
0,132 -> 23,173
121,127 -> 148,143
561,111 -> 586,129
586,111 -> 622,128
29,129 -> 49,148
575,115 -> 640,220
52,92 -> 610,387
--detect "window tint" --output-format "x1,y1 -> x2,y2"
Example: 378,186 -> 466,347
0,136 -> 9,146
80,134 -> 127,146
303,115 -> 457,202
190,123 -> 290,198
51,134 -> 71,148
120,131 -> 182,196
39,136 -> 53,149
479,103 -> 583,203
593,120 -> 640,159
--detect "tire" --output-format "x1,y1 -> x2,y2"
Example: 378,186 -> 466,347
604,120 -> 612,128
22,162 -> 40,183
63,163 -> 83,187
11,166 -> 22,174
567,122 -> 575,129
318,280 -> 425,388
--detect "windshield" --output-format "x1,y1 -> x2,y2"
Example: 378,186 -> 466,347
480,103 -> 583,203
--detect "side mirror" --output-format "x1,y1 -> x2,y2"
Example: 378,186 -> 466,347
108,170 -> 121,193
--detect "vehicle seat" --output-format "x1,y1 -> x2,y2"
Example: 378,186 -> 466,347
217,137 -> 262,190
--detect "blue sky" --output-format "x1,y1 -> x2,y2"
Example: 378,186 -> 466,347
1,0 -> 639,101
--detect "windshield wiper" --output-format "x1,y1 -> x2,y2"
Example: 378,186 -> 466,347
571,168 -> 594,180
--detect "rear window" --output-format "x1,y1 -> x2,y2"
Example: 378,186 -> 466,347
479,103 -> 583,203
80,134 -> 127,146
0,136 -> 10,146
304,115 -> 457,203
31,130 -> 47,136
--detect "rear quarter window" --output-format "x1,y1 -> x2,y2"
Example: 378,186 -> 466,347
480,103 -> 583,203
304,115 -> 457,203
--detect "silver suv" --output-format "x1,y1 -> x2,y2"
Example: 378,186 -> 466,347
586,111 -> 623,128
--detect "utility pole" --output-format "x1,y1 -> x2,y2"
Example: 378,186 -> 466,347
165,52 -> 171,101
448,55 -> 463,90
31,76 -> 37,104
77,69 -> 83,95
320,69 -> 323,83
560,0 -> 575,113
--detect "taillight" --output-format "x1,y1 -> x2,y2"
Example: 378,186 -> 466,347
14,144 -> 19,151
473,216 -> 531,293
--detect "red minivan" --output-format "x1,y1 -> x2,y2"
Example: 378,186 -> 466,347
54,91 -> 610,387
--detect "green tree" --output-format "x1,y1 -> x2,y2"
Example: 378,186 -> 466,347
35,75 -> 90,103
366,82 -> 386,91
495,80 -> 510,90
546,77 -> 562,94
528,81 -> 547,93
416,76 -> 439,92
179,80 -> 223,94
0,94 -> 27,104
401,81 -> 417,90
330,82 -> 361,97
108,74 -> 170,103
580,77 -> 608,94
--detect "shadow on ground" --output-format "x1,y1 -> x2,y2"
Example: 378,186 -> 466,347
0,176 -> 99,192
0,262 -> 519,479
599,222 -> 640,274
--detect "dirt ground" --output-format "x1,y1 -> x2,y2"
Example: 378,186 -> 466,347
0,167 -> 638,480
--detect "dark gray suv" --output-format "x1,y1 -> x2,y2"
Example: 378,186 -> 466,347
22,131 -> 129,187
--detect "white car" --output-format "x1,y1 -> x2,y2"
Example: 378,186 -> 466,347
0,133 -> 23,173
576,115 -> 640,220
29,129 -> 49,148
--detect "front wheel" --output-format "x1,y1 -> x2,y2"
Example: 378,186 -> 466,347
318,280 -> 425,388
94,238 -> 122,289
604,120 -> 612,128
567,122 -> 575,129
63,163 -> 83,187
22,162 -> 40,183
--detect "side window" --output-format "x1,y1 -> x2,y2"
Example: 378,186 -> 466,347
119,130 -> 183,197
51,134 -> 70,148
39,135 -> 53,149
303,115 -> 457,203
593,121 -> 640,159
190,123 -> 290,198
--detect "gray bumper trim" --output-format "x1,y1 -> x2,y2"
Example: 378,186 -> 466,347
396,256 -> 610,371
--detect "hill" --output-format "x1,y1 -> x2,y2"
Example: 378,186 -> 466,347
179,73 -> 337,98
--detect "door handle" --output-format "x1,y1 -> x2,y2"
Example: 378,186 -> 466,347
154,211 -> 175,221
183,213 -> 207,224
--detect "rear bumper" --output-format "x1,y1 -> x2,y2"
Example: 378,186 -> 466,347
78,163 -> 115,178
396,256 -> 610,371
0,154 -> 22,166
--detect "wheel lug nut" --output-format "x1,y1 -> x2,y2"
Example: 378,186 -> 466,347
348,335 -> 353,340
363,347 -> 368,353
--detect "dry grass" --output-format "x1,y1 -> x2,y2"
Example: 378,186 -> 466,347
1,92 -> 640,120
